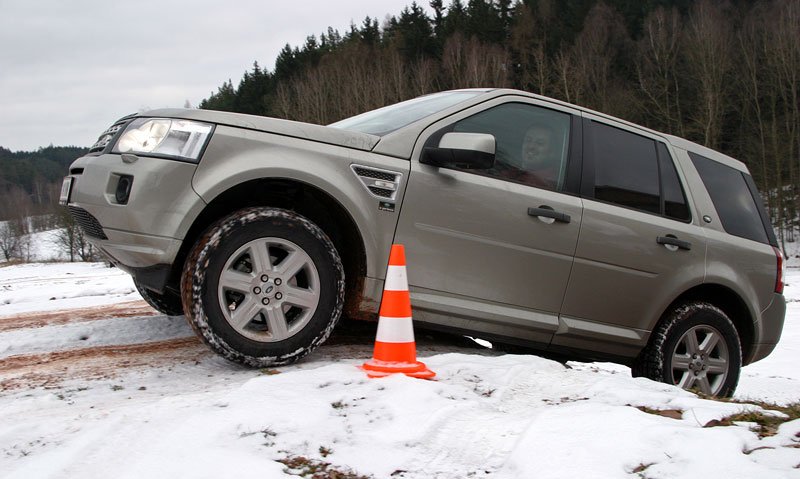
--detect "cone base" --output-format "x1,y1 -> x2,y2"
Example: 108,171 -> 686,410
361,359 -> 436,380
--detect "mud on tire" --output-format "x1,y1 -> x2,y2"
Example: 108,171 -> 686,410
632,301 -> 742,397
181,207 -> 345,367
134,280 -> 184,316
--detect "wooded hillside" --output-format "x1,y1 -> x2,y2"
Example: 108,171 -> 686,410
0,146 -> 87,220
201,0 -> 799,245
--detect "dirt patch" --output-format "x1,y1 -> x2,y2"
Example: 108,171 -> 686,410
0,337 -> 207,391
0,301 -> 158,331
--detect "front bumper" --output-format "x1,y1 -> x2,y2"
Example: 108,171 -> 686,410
65,152 -> 205,274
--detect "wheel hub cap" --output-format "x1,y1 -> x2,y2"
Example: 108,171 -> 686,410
670,325 -> 729,396
217,237 -> 321,343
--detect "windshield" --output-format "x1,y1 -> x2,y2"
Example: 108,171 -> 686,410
329,91 -> 483,136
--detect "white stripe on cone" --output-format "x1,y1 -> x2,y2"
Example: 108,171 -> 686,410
375,316 -> 416,343
384,265 -> 408,291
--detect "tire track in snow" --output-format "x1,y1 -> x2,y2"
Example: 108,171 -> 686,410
0,337 -> 208,391
0,301 -> 156,331
0,301 -> 206,392
405,361 -> 583,477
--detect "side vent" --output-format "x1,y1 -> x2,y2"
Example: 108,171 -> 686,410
351,165 -> 402,201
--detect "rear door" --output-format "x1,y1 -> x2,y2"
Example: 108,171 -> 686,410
394,96 -> 583,346
556,115 -> 707,358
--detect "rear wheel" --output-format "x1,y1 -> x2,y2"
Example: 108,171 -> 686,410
632,301 -> 741,397
181,207 -> 345,367
134,280 -> 183,316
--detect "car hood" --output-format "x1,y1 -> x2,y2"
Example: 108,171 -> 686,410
139,108 -> 381,152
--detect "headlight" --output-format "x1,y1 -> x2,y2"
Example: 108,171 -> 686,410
113,118 -> 213,162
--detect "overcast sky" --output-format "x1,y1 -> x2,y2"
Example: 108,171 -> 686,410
0,0 -> 428,152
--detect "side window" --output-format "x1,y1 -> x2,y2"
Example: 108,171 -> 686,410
448,103 -> 572,191
590,121 -> 660,214
689,152 -> 770,244
657,143 -> 691,222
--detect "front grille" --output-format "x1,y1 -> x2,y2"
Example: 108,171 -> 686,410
88,114 -> 135,154
68,206 -> 108,240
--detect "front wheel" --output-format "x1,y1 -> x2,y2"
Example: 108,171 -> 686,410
632,301 -> 742,397
181,207 -> 345,367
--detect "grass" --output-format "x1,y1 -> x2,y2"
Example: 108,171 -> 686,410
636,406 -> 683,420
631,462 -> 655,478
0,259 -> 27,268
278,455 -> 371,479
703,402 -> 800,438
635,399 -> 800,438
695,396 -> 800,437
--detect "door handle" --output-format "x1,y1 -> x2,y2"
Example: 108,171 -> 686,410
657,235 -> 692,251
528,206 -> 571,224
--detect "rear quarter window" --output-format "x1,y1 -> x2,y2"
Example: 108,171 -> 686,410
689,152 -> 771,245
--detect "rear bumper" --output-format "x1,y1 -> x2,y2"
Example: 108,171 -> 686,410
748,293 -> 786,364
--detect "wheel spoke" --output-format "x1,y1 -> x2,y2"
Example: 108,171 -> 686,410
283,285 -> 318,309
699,331 -> 720,355
217,235 -> 322,344
683,329 -> 701,356
677,371 -> 696,389
229,296 -> 261,329
707,357 -> 728,374
248,242 -> 273,276
672,354 -> 691,371
219,269 -> 252,293
265,307 -> 290,340
696,375 -> 713,395
277,251 -> 306,278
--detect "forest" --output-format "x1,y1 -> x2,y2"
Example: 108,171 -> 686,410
1,0 -> 797,255
0,146 -> 87,219
201,0 -> 799,247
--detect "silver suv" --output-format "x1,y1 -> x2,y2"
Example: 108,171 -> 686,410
63,89 -> 785,396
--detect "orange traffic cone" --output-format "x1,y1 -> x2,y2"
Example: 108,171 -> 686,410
362,244 -> 435,379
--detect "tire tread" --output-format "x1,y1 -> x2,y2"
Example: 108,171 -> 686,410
632,301 -> 741,397
180,207 -> 345,368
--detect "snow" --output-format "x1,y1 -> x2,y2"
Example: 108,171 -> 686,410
0,262 -> 140,315
0,262 -> 798,478
0,225 -> 69,264
0,315 -> 190,359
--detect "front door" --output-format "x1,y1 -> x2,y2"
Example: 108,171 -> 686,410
394,97 -> 584,346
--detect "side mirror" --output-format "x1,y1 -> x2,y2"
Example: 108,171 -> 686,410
421,132 -> 495,170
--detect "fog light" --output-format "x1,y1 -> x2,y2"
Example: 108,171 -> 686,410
115,175 -> 133,204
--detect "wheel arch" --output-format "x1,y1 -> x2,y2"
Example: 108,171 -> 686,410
169,177 -> 368,320
656,283 -> 755,364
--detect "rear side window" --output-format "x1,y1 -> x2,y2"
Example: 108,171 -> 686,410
590,121 -> 660,214
689,152 -> 771,245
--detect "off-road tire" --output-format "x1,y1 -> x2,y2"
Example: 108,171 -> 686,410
134,280 -> 184,316
632,301 -> 742,397
181,207 -> 345,367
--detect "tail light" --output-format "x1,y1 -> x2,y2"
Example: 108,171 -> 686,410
773,246 -> 785,294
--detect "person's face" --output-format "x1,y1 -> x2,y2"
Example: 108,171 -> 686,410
522,128 -> 552,167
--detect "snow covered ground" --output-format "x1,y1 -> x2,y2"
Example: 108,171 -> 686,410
0,262 -> 798,478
